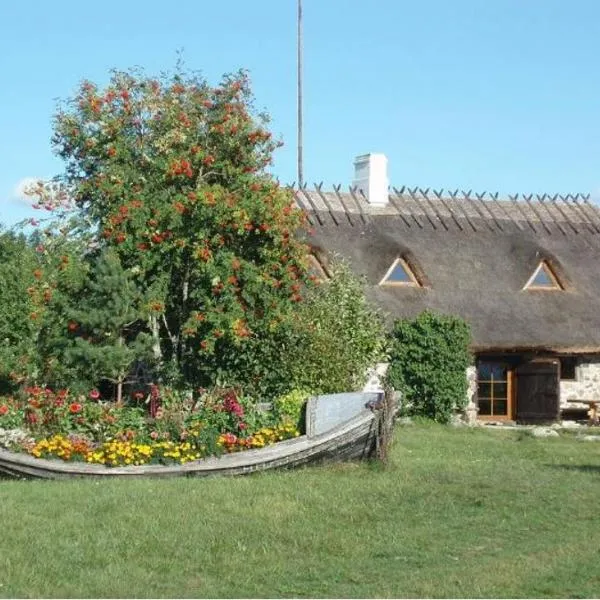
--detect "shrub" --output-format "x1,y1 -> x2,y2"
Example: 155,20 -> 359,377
204,261 -> 386,400
386,311 -> 472,423
289,261 -> 386,394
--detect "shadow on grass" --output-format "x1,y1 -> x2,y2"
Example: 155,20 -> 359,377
548,463 -> 600,474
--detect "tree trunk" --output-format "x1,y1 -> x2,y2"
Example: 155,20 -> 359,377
116,379 -> 123,406
116,334 -> 125,406
149,315 -> 162,363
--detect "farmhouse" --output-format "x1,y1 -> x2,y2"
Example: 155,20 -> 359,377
295,154 -> 600,424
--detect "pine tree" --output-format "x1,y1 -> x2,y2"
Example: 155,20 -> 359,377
65,249 -> 152,403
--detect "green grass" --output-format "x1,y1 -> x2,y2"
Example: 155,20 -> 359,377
1,424 -> 600,598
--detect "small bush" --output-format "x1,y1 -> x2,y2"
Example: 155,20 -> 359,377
386,311 -> 472,423
210,260 -> 386,400
288,261 -> 387,395
273,389 -> 310,431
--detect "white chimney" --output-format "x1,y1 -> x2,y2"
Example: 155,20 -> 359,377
352,153 -> 389,206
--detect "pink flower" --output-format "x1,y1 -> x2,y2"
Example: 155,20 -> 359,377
150,431 -> 159,440
89,389 -> 100,400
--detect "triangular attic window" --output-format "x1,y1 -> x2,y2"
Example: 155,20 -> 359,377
523,261 -> 562,291
379,257 -> 420,286
307,254 -> 329,282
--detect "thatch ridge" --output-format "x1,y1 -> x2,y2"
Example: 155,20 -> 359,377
293,186 -> 600,237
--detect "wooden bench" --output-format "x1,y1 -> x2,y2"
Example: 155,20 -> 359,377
567,399 -> 599,424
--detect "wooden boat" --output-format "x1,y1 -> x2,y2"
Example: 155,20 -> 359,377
0,391 -> 394,480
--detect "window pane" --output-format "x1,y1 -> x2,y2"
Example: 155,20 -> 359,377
478,363 -> 492,380
491,364 -> 507,380
386,262 -> 411,282
532,266 -> 554,287
560,357 -> 577,380
478,382 -> 492,398
492,399 -> 507,416
493,382 -> 508,399
478,399 -> 491,415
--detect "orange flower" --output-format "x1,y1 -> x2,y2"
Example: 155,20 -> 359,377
0,405 -> 8,416
173,201 -> 186,214
69,403 -> 82,414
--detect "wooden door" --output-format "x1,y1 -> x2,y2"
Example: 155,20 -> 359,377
515,360 -> 560,424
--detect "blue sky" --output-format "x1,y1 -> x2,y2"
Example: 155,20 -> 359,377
2,0 -> 600,225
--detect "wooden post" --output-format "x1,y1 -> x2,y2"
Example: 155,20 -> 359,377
297,0 -> 304,187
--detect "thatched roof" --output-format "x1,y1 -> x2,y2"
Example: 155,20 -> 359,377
295,187 -> 600,353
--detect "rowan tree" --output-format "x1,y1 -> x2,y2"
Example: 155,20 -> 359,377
28,66 -> 313,394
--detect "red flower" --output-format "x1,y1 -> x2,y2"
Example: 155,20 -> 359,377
69,403 -> 82,414
68,321 -> 78,332
89,389 -> 100,400
0,405 -> 8,416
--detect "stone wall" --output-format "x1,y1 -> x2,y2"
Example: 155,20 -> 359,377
361,363 -> 389,393
464,366 -> 478,424
560,357 -> 600,407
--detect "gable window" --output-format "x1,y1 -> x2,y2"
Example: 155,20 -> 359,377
379,257 -> 420,287
523,261 -> 562,291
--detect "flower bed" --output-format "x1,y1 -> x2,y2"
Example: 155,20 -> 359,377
0,386 -> 302,467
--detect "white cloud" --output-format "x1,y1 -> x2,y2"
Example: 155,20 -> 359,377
12,177 -> 42,205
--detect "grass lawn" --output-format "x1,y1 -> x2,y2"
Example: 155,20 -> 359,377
1,423 -> 600,598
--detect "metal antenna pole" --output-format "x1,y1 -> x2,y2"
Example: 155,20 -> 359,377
297,0 -> 304,187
